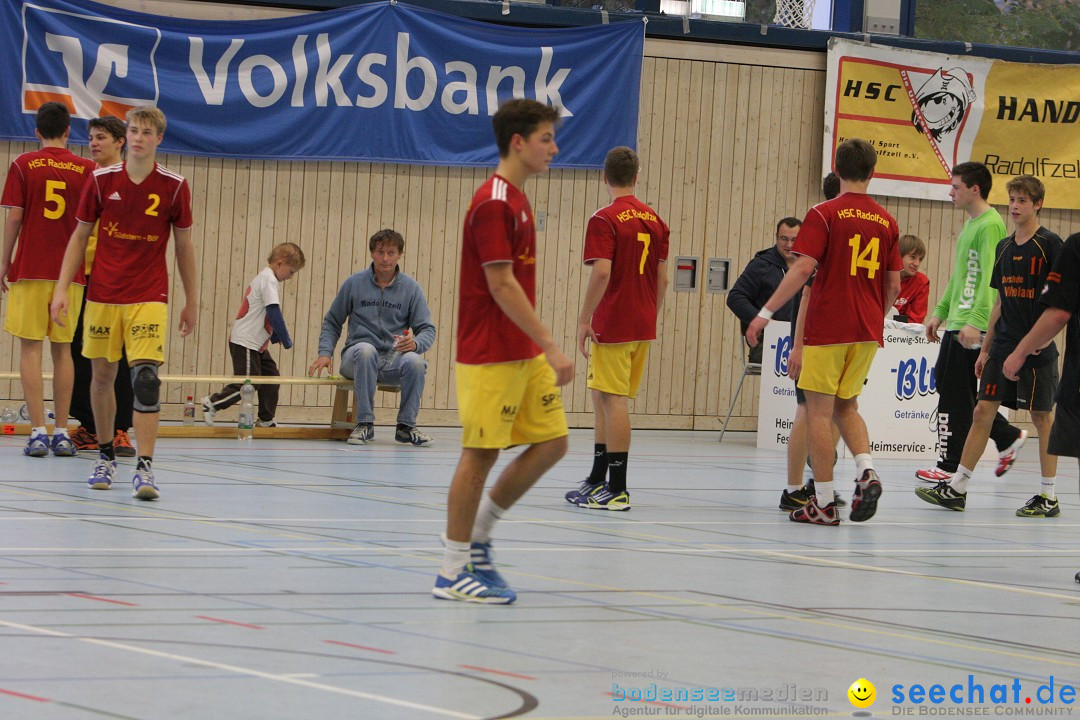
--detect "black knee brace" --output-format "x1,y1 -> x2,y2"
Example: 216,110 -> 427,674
131,363 -> 161,413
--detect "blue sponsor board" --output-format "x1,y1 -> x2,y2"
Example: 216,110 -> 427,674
1,0 -> 644,167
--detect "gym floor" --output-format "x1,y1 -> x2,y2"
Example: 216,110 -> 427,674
0,428 -> 1077,719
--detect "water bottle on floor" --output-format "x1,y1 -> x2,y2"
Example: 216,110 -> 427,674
237,380 -> 255,441
183,396 -> 196,426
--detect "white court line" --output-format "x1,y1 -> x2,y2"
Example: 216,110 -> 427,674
0,515 -> 1076,528
0,546 -> 1077,555
0,619 -> 479,719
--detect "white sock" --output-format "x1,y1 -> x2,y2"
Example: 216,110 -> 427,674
31,426 -> 47,437
1041,477 -> 1057,500
814,481 -> 836,507
950,466 -> 973,493
471,494 -> 508,545
440,539 -> 471,579
854,453 -> 874,477
54,427 -> 70,438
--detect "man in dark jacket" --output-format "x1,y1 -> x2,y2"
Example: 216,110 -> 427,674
727,217 -> 800,363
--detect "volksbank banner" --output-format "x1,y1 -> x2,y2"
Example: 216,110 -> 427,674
0,0 -> 644,168
825,38 -> 1080,209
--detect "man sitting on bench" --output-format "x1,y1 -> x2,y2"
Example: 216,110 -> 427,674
308,229 -> 437,447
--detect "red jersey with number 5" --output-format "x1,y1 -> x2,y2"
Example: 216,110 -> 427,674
76,162 -> 193,305
584,195 -> 670,343
0,146 -> 95,284
793,192 -> 901,346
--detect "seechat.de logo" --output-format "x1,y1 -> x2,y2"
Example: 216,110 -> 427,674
22,4 -> 160,119
772,334 -> 792,378
891,356 -> 935,401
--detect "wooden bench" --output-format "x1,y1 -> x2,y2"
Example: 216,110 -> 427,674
0,371 -> 395,439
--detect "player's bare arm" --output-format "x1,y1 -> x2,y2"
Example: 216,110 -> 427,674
1,207 -> 24,293
577,258 -> 611,358
49,222 -> 92,326
484,261 -> 573,386
173,226 -> 198,337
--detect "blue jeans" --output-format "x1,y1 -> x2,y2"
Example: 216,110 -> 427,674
340,342 -> 427,426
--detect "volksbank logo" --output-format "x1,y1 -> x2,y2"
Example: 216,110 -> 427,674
21,3 -> 160,118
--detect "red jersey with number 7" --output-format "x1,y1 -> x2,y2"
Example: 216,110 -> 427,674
584,194 -> 670,343
793,192 -> 901,347
0,146 -> 95,284
76,162 -> 193,305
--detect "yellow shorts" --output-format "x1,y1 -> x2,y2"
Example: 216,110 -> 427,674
798,342 -> 878,400
456,355 -> 569,449
4,280 -> 83,343
82,301 -> 167,363
587,341 -> 650,398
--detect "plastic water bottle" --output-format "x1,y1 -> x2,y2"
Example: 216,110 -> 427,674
0,407 -> 17,423
183,396 -> 196,426
237,380 -> 255,441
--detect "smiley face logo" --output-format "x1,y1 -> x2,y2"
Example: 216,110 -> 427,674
848,678 -> 876,708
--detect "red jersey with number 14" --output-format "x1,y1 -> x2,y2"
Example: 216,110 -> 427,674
457,174 -> 541,365
794,192 -> 901,347
0,146 -> 95,284
584,195 -> 670,343
76,162 -> 193,305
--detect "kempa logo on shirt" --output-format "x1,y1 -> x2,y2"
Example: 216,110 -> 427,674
108,191 -> 122,200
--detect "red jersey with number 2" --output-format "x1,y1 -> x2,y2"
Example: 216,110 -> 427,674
76,162 -> 193,305
584,195 -> 669,343
793,192 -> 901,347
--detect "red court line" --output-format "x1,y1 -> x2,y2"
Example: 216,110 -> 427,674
67,593 -> 138,607
194,615 -> 264,630
0,688 -> 51,702
459,664 -> 536,680
324,639 -> 396,655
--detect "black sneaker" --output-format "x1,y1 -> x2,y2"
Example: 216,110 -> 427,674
915,480 -> 966,511
807,478 -> 847,508
395,425 -> 434,447
347,422 -> 374,445
849,469 -> 882,522
779,485 -> 814,511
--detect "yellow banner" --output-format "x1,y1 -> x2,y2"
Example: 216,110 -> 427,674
826,39 -> 1080,210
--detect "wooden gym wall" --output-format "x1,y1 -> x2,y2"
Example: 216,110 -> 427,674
2,0 -> 1078,431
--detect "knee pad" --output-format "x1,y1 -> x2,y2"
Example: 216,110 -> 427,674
131,363 -> 161,413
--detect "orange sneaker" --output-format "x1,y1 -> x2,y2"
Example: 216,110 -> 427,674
114,429 -> 136,457
70,426 -> 99,452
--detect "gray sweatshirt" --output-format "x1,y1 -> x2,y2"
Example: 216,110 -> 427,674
318,265 -> 436,358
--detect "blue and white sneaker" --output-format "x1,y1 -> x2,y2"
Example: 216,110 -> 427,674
51,433 -> 77,457
132,469 -> 160,500
565,479 -> 604,505
88,457 -> 117,490
578,484 -> 631,511
23,434 -> 49,457
432,564 -> 516,604
469,541 -> 508,589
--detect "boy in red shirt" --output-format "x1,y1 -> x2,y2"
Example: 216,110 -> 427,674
747,138 -> 902,525
1,102 -> 96,458
565,146 -> 668,511
892,234 -> 930,323
434,99 -> 573,604
51,107 -> 198,500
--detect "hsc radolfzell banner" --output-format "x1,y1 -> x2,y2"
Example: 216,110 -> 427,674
825,38 -> 1080,209
0,0 -> 644,168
